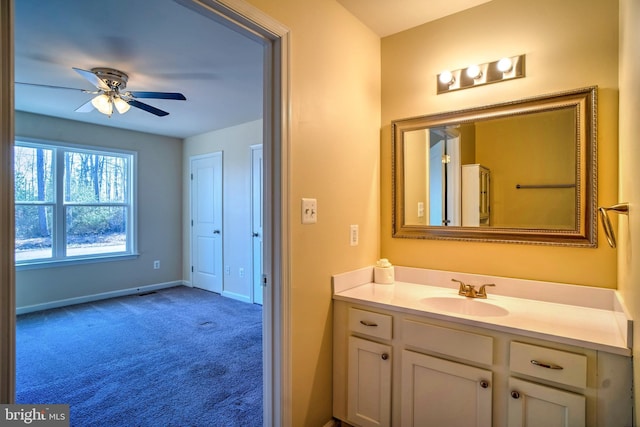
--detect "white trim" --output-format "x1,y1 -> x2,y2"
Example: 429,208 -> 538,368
16,281 -> 184,315
222,290 -> 252,303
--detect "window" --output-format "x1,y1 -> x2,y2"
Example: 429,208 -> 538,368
14,140 -> 136,266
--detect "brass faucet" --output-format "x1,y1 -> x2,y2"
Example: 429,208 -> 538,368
452,279 -> 495,299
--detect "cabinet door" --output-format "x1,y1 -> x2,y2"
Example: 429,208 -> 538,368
401,350 -> 492,427
348,336 -> 392,427
508,377 -> 585,427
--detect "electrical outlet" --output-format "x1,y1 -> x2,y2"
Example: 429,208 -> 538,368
350,224 -> 359,246
153,260 -> 160,269
225,265 -> 231,275
239,267 -> 245,278
418,201 -> 425,218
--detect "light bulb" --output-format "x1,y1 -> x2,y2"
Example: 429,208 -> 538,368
113,96 -> 131,114
91,94 -> 113,116
439,70 -> 454,85
497,57 -> 513,73
466,64 -> 482,80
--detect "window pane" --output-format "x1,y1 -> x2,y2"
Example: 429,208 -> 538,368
65,206 -> 127,256
15,205 -> 53,261
14,145 -> 54,203
64,152 -> 128,203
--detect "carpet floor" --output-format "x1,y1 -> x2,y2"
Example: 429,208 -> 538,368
16,286 -> 263,427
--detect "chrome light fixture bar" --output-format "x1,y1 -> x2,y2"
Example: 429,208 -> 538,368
437,54 -> 526,94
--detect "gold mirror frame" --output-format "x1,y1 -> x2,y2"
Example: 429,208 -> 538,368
392,86 -> 597,247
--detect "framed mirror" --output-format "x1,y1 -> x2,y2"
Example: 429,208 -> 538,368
392,86 -> 597,246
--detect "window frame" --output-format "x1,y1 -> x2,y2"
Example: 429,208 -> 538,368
14,138 -> 138,269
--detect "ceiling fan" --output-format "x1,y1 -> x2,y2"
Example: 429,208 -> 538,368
16,67 -> 187,117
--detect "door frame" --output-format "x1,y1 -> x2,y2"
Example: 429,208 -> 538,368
0,1 -> 293,426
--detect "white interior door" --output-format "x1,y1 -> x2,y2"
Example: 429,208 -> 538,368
251,145 -> 263,305
191,152 -> 223,293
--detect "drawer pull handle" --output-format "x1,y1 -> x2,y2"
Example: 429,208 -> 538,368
511,390 -> 521,399
381,353 -> 389,360
360,320 -> 378,327
531,359 -> 563,370
479,380 -> 489,389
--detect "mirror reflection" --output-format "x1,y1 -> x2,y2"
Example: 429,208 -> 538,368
404,108 -> 576,229
392,87 -> 597,246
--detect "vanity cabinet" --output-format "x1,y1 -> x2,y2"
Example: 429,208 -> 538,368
333,300 -> 632,427
346,308 -> 393,427
401,350 -> 492,426
507,342 -> 588,427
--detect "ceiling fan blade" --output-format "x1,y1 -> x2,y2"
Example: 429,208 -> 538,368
15,81 -> 94,93
75,99 -> 95,113
127,91 -> 186,100
128,100 -> 170,117
73,67 -> 110,91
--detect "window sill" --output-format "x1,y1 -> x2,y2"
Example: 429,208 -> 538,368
15,253 -> 140,271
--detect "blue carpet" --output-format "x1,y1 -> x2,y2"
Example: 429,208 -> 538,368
16,286 -> 263,427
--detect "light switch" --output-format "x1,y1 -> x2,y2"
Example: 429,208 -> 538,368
301,198 -> 317,224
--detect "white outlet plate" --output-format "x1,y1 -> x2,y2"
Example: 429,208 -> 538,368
350,224 -> 359,246
153,260 -> 160,269
301,198 -> 317,224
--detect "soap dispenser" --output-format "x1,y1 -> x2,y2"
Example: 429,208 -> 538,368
374,258 -> 395,284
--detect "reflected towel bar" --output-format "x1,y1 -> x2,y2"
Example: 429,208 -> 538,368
516,184 -> 576,189
598,203 -> 630,248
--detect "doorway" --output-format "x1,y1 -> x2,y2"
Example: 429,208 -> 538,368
0,0 -> 292,425
190,152 -> 224,294
251,144 -> 263,305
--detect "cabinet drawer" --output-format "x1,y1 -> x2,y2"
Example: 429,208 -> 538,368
349,307 -> 393,340
510,342 -> 587,388
403,319 -> 493,365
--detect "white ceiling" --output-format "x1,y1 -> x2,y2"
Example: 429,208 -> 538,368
14,0 -> 490,139
14,0 -> 264,139
336,0 -> 493,37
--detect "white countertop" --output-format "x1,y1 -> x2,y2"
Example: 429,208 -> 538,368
333,266 -> 632,356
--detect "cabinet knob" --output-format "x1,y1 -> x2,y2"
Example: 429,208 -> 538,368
381,353 -> 389,361
213,230 -> 221,234
479,380 -> 489,389
511,390 -> 520,399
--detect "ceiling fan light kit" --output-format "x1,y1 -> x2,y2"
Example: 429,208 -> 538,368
17,66 -> 186,118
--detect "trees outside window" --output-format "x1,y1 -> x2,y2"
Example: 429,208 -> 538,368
14,141 -> 135,264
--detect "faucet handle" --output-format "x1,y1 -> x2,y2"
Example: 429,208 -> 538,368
476,283 -> 495,298
452,279 -> 469,295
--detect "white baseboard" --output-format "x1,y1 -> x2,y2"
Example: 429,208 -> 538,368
222,290 -> 252,304
16,280 -> 186,315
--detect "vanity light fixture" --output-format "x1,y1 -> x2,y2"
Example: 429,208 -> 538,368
466,64 -> 482,80
437,54 -> 526,94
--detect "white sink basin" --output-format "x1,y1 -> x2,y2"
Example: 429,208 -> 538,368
421,296 -> 509,317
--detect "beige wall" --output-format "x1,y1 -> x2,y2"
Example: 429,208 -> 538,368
381,0 -> 619,287
475,110 -> 576,229
14,112 -> 183,308
617,0 -> 640,423
182,119 -> 262,301
243,1 -> 381,425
